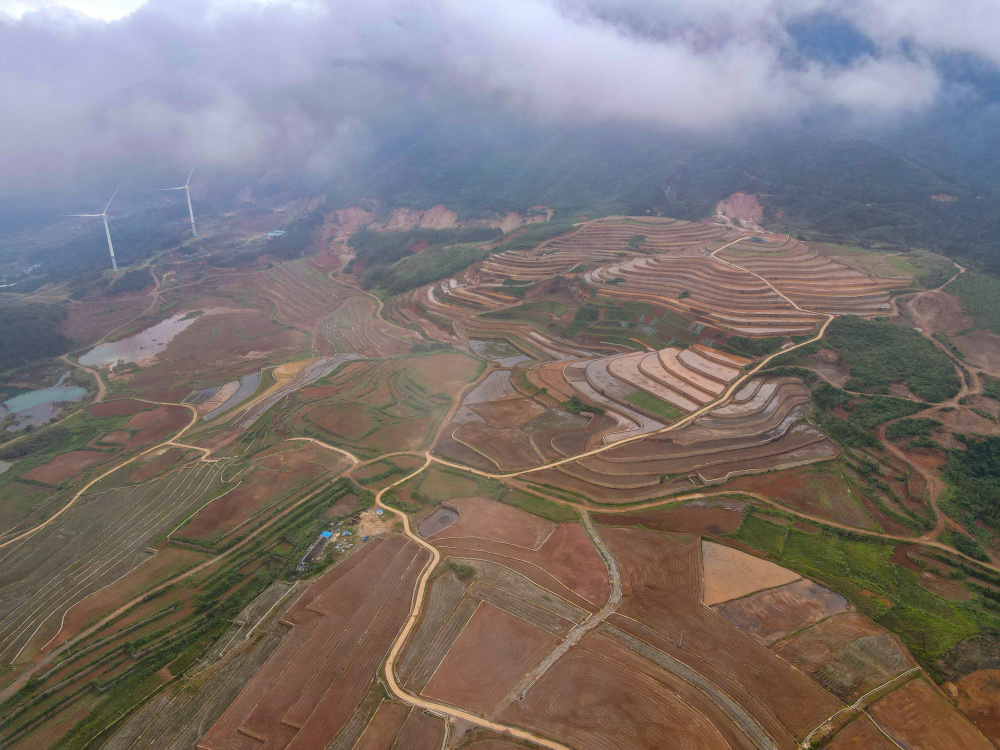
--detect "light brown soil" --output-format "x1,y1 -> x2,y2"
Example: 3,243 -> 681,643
23,450 -> 108,484
716,192 -> 763,227
869,678 -> 994,749
430,497 -> 555,549
713,578 -> 851,645
826,716 -> 897,749
500,631 -> 736,750
955,330 -> 1000,374
422,602 -> 557,714
470,397 -> 546,428
701,541 -> 800,606
600,526 -> 841,742
98,431 -> 130,444
911,290 -> 972,336
352,701 -> 410,750
954,669 -> 1000,745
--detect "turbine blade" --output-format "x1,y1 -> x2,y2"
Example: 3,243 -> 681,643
185,165 -> 195,186
159,187 -> 185,191
104,179 -> 124,213
65,213 -> 101,217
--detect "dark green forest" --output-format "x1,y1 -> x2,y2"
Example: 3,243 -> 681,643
0,303 -> 72,373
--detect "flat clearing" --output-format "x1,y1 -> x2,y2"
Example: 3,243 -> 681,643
422,602 -> 557,713
89,398 -> 151,418
713,578 -> 851,645
23,450 -> 108,484
701,541 -> 800,606
869,678 -> 994,750
955,670 -> 1000,746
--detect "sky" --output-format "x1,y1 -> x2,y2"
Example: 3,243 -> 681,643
2,0 -> 999,193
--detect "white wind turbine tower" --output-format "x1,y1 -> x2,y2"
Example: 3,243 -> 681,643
161,167 -> 197,237
69,182 -> 123,272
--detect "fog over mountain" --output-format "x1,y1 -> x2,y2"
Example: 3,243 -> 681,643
3,0 -> 1000,195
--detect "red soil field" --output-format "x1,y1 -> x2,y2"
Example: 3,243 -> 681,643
772,612 -> 913,703
23,450 -> 109,484
254,441 -> 352,474
955,670 -> 1000,745
868,678 -> 993,749
45,546 -> 208,652
353,702 -> 410,750
728,465 -> 871,529
826,716 -> 897,749
422,602 -> 557,714
125,447 -> 193,484
96,430 -> 130,444
89,398 -> 150,418
713,579 -> 851,645
177,463 -> 321,542
128,408 -> 192,446
500,631 -> 738,750
598,526 -> 841,743
198,535 -> 430,750
123,404 -> 188,431
593,499 -> 745,536
61,293 -> 152,345
469,397 -> 545,428
436,518 -> 610,608
390,706 -> 446,749
430,496 -> 555,549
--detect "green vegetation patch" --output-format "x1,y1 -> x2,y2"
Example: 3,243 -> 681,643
943,434 -> 1000,535
823,316 -> 960,402
489,219 -> 578,254
723,335 -> 786,359
732,506 -> 992,665
946,272 -> 1000,334
624,391 -> 683,421
563,396 -> 603,415
376,244 -> 486,296
564,304 -> 600,337
886,418 -> 942,441
107,267 -> 153,295
0,302 -> 72,373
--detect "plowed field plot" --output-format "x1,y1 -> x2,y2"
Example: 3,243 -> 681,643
727,464 -> 873,529
500,631 -> 746,750
868,678 -> 994,749
598,526 -> 842,744
825,716 -> 898,749
198,535 -> 430,750
175,455 -> 333,545
0,462 -> 226,663
317,292 -> 417,358
422,601 -> 557,714
268,353 -> 482,457
713,578 -> 851,645
123,310 -> 305,402
350,701 -> 445,750
433,500 -> 609,608
22,449 -> 110,485
254,259 -> 355,330
594,499 -> 746,536
772,612 -> 913,702
61,293 -> 153,345
701,541 -> 801,606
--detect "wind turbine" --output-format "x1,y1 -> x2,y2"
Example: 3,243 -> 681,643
161,167 -> 197,237
69,183 -> 122,272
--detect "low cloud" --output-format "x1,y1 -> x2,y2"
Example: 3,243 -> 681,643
0,0 -> 995,192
